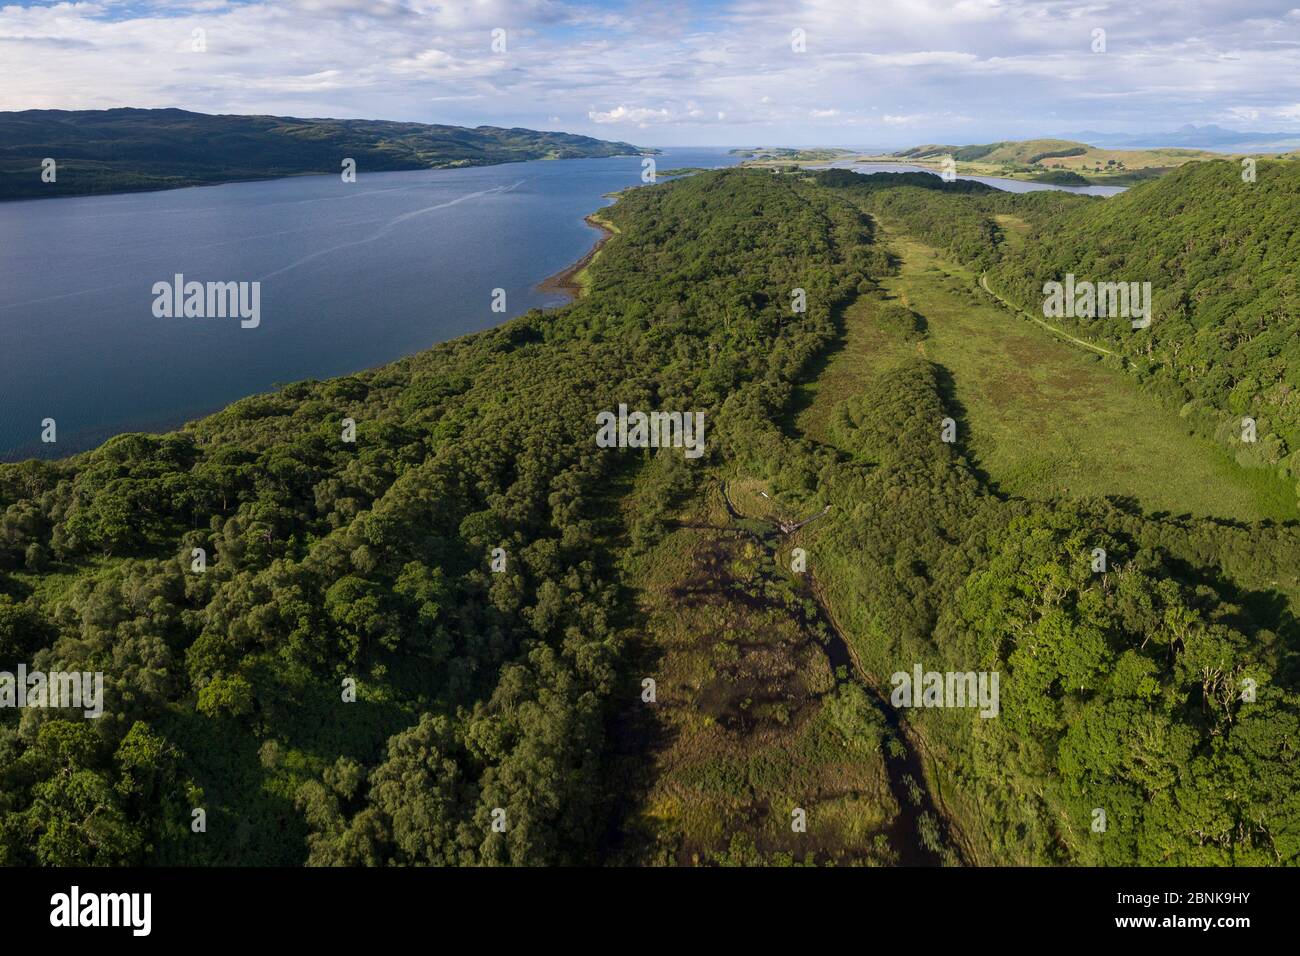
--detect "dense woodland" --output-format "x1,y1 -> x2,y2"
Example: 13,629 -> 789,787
991,160 -> 1300,484
1,162 -> 1297,865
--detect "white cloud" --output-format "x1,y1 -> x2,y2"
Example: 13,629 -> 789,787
1226,102 -> 1300,123
588,105 -> 674,125
0,0 -> 1297,146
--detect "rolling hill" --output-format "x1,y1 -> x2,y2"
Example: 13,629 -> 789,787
883,137 -> 1220,185
0,108 -> 649,201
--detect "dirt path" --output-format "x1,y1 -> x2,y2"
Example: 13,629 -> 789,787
978,272 -> 1119,358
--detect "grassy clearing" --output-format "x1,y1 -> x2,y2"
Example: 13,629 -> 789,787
858,227 -> 1297,522
992,214 -> 1030,253
792,300 -> 919,447
618,477 -> 899,865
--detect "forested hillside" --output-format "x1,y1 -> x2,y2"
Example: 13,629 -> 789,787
814,168 -> 1081,269
990,160 -> 1300,489
0,108 -> 646,200
0,169 -> 878,864
2,165 -> 1297,866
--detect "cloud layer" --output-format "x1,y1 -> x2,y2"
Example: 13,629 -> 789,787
2,0 -> 1299,146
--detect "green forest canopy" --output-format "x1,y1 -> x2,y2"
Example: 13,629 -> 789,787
1,162 -> 1297,865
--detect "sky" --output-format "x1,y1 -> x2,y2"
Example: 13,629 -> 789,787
1,0 -> 1299,148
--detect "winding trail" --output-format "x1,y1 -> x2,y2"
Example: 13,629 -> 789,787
978,272 -> 1119,359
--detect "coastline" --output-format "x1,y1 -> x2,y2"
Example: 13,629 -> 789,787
537,213 -> 615,300
0,151 -> 660,204
3,208 -> 623,462
1,178 -> 635,461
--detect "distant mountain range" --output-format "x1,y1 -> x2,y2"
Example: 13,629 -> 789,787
0,108 -> 650,201
1065,124 -> 1300,149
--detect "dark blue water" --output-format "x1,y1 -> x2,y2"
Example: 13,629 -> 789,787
0,148 -> 739,460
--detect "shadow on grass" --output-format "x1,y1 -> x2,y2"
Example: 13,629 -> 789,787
931,361 -> 1000,497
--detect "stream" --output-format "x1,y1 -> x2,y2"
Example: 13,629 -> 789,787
720,480 -> 962,866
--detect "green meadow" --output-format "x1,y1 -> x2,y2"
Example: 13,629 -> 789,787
799,226 -> 1298,523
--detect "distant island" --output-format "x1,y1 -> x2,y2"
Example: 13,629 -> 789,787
0,108 -> 653,201
729,147 -> 856,162
1023,168 -> 1091,185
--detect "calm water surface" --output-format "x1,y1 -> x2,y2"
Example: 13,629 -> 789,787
0,148 -> 738,459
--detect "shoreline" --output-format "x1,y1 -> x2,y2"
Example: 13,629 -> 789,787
2,205 -> 623,462
0,152 -> 659,205
537,213 -> 615,299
